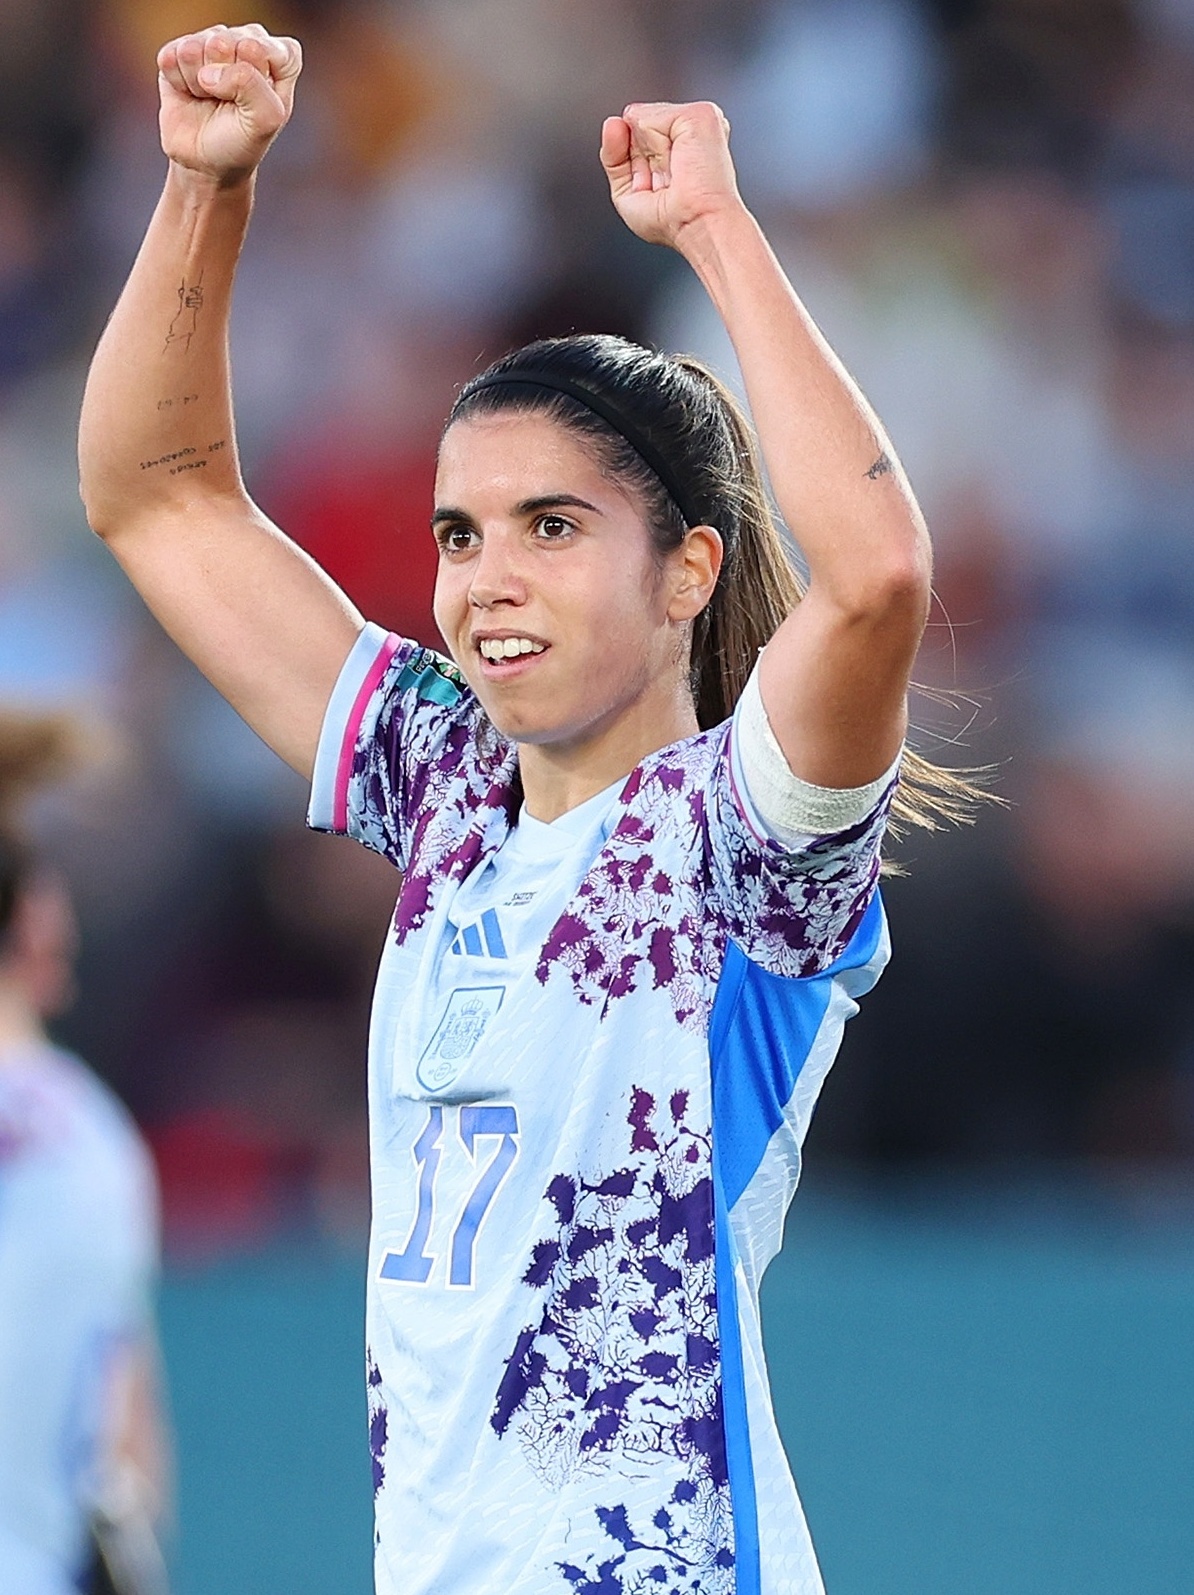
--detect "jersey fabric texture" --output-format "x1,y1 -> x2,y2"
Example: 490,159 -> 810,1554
308,623 -> 894,1595
0,1043 -> 158,1595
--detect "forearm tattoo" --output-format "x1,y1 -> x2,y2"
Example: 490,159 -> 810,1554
864,451 -> 894,481
164,273 -> 205,353
140,439 -> 227,475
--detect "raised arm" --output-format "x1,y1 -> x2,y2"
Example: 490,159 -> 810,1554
78,24 -> 363,779
601,104 -> 931,788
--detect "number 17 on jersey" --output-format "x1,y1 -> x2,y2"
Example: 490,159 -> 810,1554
380,1104 -> 520,1290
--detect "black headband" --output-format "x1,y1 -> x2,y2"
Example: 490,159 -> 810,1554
465,368 -> 701,530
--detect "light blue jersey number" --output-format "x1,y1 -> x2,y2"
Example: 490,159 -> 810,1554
381,1105 -> 519,1288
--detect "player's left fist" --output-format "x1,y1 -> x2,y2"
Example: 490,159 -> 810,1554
599,101 -> 744,252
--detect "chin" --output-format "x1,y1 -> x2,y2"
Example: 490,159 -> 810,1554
482,704 -> 568,745
471,687 -> 584,747
470,668 -> 639,750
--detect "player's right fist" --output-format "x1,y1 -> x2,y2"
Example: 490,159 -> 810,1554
157,23 -> 301,184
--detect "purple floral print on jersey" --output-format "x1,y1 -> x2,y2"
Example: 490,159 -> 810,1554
559,1486 -> 736,1595
533,777 -> 718,1030
492,1087 -> 734,1592
342,645 -> 888,1028
344,645 -> 519,937
534,729 -> 889,1030
367,1350 -> 388,1500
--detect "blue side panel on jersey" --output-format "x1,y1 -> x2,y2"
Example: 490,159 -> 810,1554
710,892 -> 886,1209
708,890 -> 886,1588
714,1187 -> 761,1595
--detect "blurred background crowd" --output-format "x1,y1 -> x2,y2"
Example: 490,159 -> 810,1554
2,0 -> 1193,1261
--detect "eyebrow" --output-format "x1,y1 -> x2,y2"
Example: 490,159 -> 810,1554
431,493 -> 604,527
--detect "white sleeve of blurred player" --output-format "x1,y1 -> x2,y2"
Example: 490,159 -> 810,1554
0,1046 -> 164,1594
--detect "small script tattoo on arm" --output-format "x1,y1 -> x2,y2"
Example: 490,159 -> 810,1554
140,439 -> 228,476
164,272 -> 205,353
864,451 -> 894,481
156,393 -> 200,411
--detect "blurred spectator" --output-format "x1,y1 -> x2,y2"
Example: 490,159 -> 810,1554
141,819 -> 396,1257
708,0 -> 942,210
0,0 -> 100,389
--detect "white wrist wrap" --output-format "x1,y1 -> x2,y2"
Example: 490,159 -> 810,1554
732,663 -> 900,848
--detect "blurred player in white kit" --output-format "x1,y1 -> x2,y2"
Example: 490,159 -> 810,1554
0,712 -> 171,1595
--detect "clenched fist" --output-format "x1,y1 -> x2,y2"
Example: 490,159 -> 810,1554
157,23 -> 302,185
600,101 -> 744,253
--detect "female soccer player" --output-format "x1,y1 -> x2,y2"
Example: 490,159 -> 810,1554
79,23 -> 961,1595
0,712 -> 170,1595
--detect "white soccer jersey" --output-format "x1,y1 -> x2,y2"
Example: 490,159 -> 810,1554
309,623 -> 893,1595
0,1042 -> 158,1595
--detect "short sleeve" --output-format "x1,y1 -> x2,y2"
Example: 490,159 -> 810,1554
307,621 -> 483,871
731,661 -> 901,848
704,719 -> 895,980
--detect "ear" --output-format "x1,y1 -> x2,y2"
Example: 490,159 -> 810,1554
666,525 -> 723,622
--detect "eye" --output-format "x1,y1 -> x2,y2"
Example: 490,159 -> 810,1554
534,513 -> 575,541
435,523 -> 478,553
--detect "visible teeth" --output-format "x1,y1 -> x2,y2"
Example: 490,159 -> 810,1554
479,637 -> 545,662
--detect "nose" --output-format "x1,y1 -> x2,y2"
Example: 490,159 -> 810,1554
468,527 -> 528,610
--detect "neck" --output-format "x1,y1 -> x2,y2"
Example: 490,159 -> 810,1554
0,981 -> 44,1056
518,672 -> 699,822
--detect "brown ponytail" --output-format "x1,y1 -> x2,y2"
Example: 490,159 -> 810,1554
452,334 -> 990,842
674,359 -> 990,837
674,358 -> 800,730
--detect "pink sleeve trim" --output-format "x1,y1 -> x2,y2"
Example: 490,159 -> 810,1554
333,632 -> 401,832
725,725 -> 771,847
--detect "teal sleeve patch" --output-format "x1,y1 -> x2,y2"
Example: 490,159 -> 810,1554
395,650 -> 466,708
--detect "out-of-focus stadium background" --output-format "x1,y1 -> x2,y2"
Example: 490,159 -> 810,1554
3,0 -> 1193,1590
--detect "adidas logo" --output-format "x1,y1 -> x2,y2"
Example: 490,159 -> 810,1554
450,908 -> 507,959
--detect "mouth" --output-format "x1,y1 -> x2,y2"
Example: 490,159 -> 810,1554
473,633 -> 549,678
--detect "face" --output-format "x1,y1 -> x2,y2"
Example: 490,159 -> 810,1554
3,871 -> 78,1020
432,412 -> 717,751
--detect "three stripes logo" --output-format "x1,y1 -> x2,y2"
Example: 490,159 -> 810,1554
450,908 -> 507,959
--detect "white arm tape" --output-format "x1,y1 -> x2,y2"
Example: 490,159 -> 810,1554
732,662 -> 900,848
